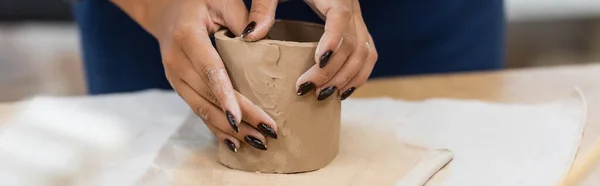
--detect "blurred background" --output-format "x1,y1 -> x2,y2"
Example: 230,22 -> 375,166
1,0 -> 600,102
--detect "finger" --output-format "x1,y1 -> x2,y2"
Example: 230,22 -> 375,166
169,70 -> 241,136
236,94 -> 278,139
200,95 -> 269,151
165,48 -> 278,139
205,122 -> 268,153
235,122 -> 269,151
163,44 -> 220,105
206,124 -> 240,153
208,119 -> 269,151
311,1 -> 353,68
342,36 -> 378,95
176,25 -> 242,130
209,0 -> 249,36
185,78 -> 278,140
335,0 -> 371,101
295,34 -> 354,100
241,0 -> 278,41
320,41 -> 369,100
166,46 -> 278,139
170,72 -> 269,151
183,75 -> 278,140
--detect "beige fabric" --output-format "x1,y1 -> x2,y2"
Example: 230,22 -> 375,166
169,125 -> 450,186
399,149 -> 453,186
214,20 -> 341,173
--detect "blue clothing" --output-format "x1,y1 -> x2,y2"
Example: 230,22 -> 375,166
72,0 -> 505,94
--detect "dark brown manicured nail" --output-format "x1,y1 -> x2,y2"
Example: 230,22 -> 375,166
319,50 -> 333,68
341,87 -> 356,101
226,111 -> 239,133
245,136 -> 267,150
258,123 -> 278,139
224,139 -> 237,153
297,82 -> 316,96
317,86 -> 337,101
240,21 -> 256,38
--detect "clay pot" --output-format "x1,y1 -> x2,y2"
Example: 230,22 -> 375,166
214,20 -> 341,173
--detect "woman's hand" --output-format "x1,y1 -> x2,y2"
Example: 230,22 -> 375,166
111,0 -> 279,152
242,0 -> 378,101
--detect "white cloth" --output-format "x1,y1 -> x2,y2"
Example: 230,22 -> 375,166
343,90 -> 586,185
0,90 -> 189,186
0,89 -> 586,186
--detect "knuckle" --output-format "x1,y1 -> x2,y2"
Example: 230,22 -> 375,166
352,43 -> 370,63
336,75 -> 351,86
355,79 -> 367,88
344,35 -> 356,45
202,66 -> 234,104
343,36 -> 357,50
250,2 -> 273,17
195,106 -> 211,123
203,66 -> 227,84
212,130 -> 225,139
341,73 -> 353,84
316,70 -> 333,83
161,51 -> 178,71
337,7 -> 352,18
352,75 -> 368,88
224,127 -> 237,135
359,43 -> 370,57
370,50 -> 379,63
162,58 -> 177,71
172,25 -> 193,43
241,108 -> 255,123
204,91 -> 219,105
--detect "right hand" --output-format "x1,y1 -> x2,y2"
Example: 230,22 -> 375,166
110,0 -> 280,152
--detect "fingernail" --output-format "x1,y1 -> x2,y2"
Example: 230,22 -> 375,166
319,50 -> 333,68
224,139 -> 237,153
245,136 -> 267,150
258,123 -> 278,139
317,86 -> 338,101
226,111 -> 239,133
341,87 -> 356,101
297,82 -> 316,96
240,21 -> 256,38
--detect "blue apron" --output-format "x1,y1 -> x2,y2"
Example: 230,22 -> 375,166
72,0 -> 505,94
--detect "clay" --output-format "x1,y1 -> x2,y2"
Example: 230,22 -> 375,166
214,20 -> 341,173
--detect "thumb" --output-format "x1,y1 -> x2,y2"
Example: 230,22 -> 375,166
241,0 -> 278,41
213,0 -> 249,36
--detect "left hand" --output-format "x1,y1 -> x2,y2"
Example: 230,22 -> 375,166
242,0 -> 378,101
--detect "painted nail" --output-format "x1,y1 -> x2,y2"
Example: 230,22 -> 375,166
319,50 -> 333,68
224,139 -> 237,153
317,86 -> 338,101
245,136 -> 268,150
240,21 -> 256,38
297,82 -> 316,96
341,87 -> 356,101
226,111 -> 239,133
258,123 -> 278,139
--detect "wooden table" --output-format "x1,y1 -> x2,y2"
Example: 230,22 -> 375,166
1,64 -> 600,184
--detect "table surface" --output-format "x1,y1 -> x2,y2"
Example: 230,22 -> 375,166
2,64 -> 600,185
